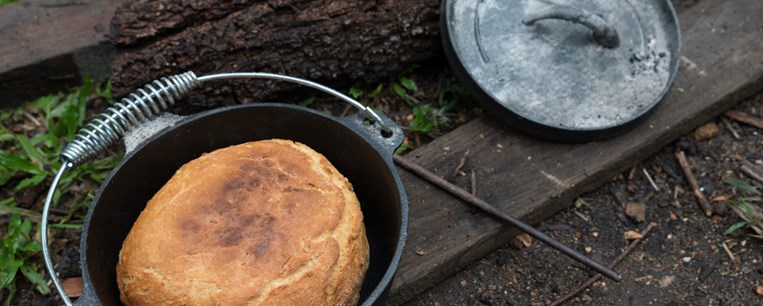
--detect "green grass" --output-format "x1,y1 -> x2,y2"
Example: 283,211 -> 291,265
724,178 -> 763,239
0,0 -> 18,7
0,79 -> 120,304
348,67 -> 467,153
1,213 -> 48,306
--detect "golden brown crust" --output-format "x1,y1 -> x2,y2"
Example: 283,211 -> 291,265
117,139 -> 369,306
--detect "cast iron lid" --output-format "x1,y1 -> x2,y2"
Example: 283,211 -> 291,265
442,0 -> 681,141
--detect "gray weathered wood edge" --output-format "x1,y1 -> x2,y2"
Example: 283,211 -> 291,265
0,0 -> 124,107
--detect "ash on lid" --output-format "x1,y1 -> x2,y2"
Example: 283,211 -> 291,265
449,0 -> 674,130
124,113 -> 185,153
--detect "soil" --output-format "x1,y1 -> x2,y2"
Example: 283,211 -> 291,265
8,0 -> 763,305
402,93 -> 763,306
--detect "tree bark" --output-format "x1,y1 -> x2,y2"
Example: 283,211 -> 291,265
110,0 -> 442,112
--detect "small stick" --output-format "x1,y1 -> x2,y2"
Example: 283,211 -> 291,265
724,109 -> 763,130
573,210 -> 591,223
549,222 -> 657,306
642,168 -> 660,192
392,154 -> 622,281
628,166 -> 638,180
470,169 -> 477,196
675,150 -> 713,217
721,117 -> 741,139
453,149 -> 470,177
741,162 -> 763,184
721,241 -> 739,263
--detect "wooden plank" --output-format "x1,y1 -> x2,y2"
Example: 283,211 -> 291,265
0,0 -> 125,107
388,0 -> 763,304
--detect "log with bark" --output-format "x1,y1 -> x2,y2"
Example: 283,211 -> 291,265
109,0 -> 442,111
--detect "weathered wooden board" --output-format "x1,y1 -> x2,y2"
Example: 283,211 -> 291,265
388,0 -> 763,304
0,0 -> 125,107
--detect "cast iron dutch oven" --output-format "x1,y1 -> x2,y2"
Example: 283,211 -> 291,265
42,72 -> 408,306
442,0 -> 681,141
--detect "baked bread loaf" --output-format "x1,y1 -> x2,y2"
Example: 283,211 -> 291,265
117,139 -> 369,305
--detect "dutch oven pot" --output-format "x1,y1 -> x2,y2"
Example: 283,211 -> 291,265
42,72 -> 409,306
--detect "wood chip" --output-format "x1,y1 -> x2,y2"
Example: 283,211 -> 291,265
62,277 -> 84,298
624,230 -> 644,240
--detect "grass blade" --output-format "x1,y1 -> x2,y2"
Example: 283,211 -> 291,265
20,265 -> 49,294
15,135 -> 47,168
0,151 -> 43,175
726,178 -> 762,195
725,220 -> 750,235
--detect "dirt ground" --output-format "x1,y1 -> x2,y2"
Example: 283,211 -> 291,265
402,93 -> 763,306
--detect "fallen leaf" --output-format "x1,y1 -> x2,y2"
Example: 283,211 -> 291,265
511,233 -> 533,248
626,202 -> 647,223
659,275 -> 675,288
756,286 -> 763,296
669,211 -> 678,221
415,249 -> 426,256
624,230 -> 644,240
692,122 -> 719,141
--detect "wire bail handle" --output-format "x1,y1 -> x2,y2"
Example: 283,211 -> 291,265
42,71 -> 395,306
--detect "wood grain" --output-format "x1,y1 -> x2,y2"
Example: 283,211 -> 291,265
388,0 -> 763,303
0,0 -> 126,106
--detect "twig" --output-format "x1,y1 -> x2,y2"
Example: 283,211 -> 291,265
470,169 -> 477,196
628,166 -> 638,180
724,109 -> 763,130
720,117 -> 741,139
675,150 -> 713,217
642,168 -> 660,192
721,241 -> 739,263
741,161 -> 763,184
549,222 -> 658,306
573,210 -> 591,223
392,154 -> 622,281
453,149 -> 470,177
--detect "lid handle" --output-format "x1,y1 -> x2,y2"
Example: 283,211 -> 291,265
522,5 -> 620,49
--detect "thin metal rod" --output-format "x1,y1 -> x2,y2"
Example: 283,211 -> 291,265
197,72 -> 392,133
41,164 -> 74,306
392,155 -> 622,282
